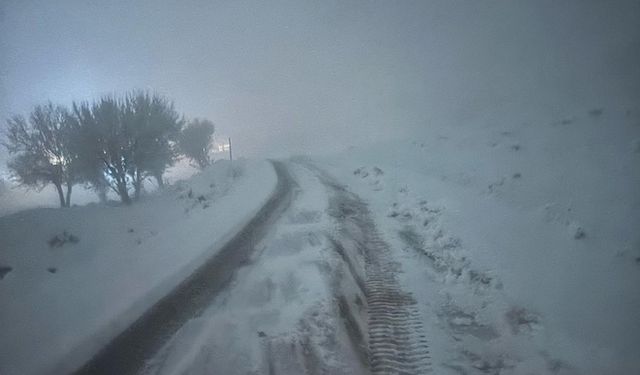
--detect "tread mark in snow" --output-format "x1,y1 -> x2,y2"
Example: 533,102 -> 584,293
364,234 -> 432,375
302,160 -> 432,375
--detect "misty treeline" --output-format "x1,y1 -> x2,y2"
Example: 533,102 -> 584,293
2,91 -> 216,207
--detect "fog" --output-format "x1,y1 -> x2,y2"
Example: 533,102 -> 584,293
2,0 -> 638,160
1,2 -> 640,373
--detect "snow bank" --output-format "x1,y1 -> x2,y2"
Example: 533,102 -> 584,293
0,160 -> 277,375
320,105 -> 640,374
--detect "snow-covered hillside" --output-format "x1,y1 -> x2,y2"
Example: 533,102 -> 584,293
319,105 -> 640,374
1,105 -> 637,375
0,160 -> 277,375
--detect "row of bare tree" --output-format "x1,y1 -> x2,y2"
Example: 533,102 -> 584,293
3,91 -> 216,207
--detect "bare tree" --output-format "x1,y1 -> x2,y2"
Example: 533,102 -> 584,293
178,118 -> 215,169
72,92 -> 183,204
3,103 -> 78,207
123,91 -> 183,198
3,92 -> 185,206
71,101 -> 110,203
78,96 -> 134,204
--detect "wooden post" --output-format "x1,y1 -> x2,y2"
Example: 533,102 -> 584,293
228,137 -> 233,161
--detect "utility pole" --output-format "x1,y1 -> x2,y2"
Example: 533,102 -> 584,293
228,137 -> 233,161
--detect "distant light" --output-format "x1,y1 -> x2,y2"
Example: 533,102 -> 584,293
47,151 -> 65,166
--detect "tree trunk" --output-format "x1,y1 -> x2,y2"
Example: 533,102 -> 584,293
97,185 -> 108,204
119,186 -> 131,205
65,184 -> 72,208
117,177 -> 131,205
133,170 -> 142,200
54,183 -> 66,208
154,172 -> 164,189
198,157 -> 208,170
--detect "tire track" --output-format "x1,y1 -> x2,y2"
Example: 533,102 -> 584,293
363,234 -> 432,375
299,160 -> 432,375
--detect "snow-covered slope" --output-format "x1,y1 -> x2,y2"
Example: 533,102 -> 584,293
319,105 -> 640,374
0,160 -> 277,375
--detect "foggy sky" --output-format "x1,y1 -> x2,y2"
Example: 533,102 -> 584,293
1,0 -> 639,160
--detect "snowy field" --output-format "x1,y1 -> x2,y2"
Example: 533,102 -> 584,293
0,108 -> 638,375
0,160 -> 277,375
320,105 -> 640,374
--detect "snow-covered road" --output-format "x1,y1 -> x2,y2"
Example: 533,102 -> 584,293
75,160 -> 434,375
74,161 -> 297,374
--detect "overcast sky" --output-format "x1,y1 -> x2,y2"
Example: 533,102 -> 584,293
1,0 -> 638,159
